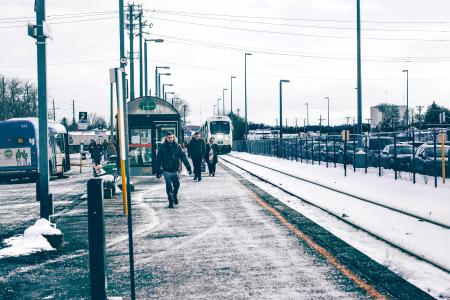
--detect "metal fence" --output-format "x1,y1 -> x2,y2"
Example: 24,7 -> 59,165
233,130 -> 449,188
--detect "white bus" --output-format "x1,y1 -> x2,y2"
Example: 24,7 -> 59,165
199,116 -> 233,154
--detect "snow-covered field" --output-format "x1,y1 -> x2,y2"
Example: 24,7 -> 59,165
221,152 -> 450,299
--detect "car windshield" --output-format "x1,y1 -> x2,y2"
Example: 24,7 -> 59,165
210,121 -> 230,134
369,138 -> 394,150
395,146 -> 413,155
425,147 -> 449,158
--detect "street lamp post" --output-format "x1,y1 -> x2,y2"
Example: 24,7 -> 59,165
402,69 -> 409,128
222,88 -> 228,115
217,98 -> 221,116
158,73 -> 171,98
155,66 -> 170,97
230,76 -> 236,115
305,102 -> 309,127
244,53 -> 252,138
213,105 -> 217,116
279,80 -> 290,139
162,83 -> 173,101
165,91 -> 175,102
325,97 -> 330,128
144,39 -> 164,96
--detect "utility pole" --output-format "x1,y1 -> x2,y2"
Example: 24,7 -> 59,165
120,0 -> 136,298
244,53 -> 252,138
303,118 -> 306,133
279,79 -> 289,139
305,102 -> 309,126
52,98 -> 56,121
138,7 -> 144,98
230,76 -> 236,115
319,115 -> 325,136
33,0 -> 51,218
356,0 -> 363,134
217,98 -> 221,116
417,105 -> 424,130
402,69 -> 409,128
127,4 -> 136,101
325,97 -> 330,127
72,99 -> 75,128
183,105 -> 187,126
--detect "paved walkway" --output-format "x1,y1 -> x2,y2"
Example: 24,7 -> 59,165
0,163 -> 430,299
122,165 -> 367,299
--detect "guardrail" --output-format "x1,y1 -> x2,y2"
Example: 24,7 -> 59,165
233,130 -> 449,187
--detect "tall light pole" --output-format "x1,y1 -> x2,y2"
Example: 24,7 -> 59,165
305,102 -> 309,126
230,76 -> 236,115
325,97 -> 330,128
165,91 -> 175,102
217,98 -> 222,115
213,105 -> 217,116
279,80 -> 290,139
244,52 -> 252,138
402,69 -> 409,128
144,39 -> 164,96
162,83 -> 173,101
356,0 -> 363,134
158,73 -> 171,98
222,88 -> 228,115
155,66 -> 169,97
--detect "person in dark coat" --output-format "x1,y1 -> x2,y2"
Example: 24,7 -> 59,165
204,137 -> 219,176
187,132 -> 205,181
92,144 -> 103,166
155,132 -> 192,208
88,139 -> 96,161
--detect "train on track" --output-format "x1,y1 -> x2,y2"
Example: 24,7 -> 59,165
199,116 -> 233,154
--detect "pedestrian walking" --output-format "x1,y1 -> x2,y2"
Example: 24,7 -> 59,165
205,137 -> 219,176
88,139 -> 96,162
102,139 -> 108,161
92,144 -> 103,166
155,132 -> 192,208
106,140 -> 117,161
188,132 -> 205,181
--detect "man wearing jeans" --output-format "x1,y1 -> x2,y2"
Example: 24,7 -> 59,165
155,132 -> 192,208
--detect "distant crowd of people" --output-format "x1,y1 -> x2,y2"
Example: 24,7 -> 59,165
87,139 -> 116,166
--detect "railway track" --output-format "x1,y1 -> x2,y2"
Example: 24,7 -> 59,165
220,154 -> 450,275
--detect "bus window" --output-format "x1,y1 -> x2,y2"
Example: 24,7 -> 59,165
210,121 -> 230,134
56,134 -> 65,154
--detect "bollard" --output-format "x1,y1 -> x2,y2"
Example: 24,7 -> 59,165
87,178 -> 107,300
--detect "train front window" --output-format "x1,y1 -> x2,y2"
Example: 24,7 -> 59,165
210,121 -> 230,134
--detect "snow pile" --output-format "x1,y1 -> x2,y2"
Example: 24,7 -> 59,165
0,219 -> 61,259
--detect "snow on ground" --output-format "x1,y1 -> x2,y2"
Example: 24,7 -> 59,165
0,219 -> 60,259
229,152 -> 450,227
222,153 -> 450,299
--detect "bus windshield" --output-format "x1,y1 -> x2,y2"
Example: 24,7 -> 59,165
210,121 -> 230,134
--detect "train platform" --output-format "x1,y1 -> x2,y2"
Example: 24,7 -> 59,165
0,162 -> 433,299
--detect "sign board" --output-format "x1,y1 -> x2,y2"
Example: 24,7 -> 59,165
341,130 -> 350,141
42,21 -> 53,40
27,22 -> 37,38
0,147 -> 32,167
78,112 -> 88,130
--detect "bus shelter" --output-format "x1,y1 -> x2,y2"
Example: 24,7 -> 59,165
127,96 -> 182,176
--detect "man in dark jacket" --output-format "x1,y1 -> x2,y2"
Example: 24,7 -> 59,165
187,132 -> 205,181
204,137 -> 219,176
155,132 -> 192,208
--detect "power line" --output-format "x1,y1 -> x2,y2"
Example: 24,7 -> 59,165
150,16 -> 450,42
148,9 -> 450,24
151,33 -> 450,62
150,10 -> 450,33
0,15 -> 117,29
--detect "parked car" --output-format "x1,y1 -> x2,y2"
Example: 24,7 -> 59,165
367,136 -> 394,166
320,143 -> 342,162
380,144 -> 413,171
338,142 -> 364,165
412,144 -> 449,177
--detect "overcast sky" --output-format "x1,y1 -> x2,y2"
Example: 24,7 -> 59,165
2,0 -> 450,126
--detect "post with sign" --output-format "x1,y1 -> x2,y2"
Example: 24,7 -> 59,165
79,112 -> 87,173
